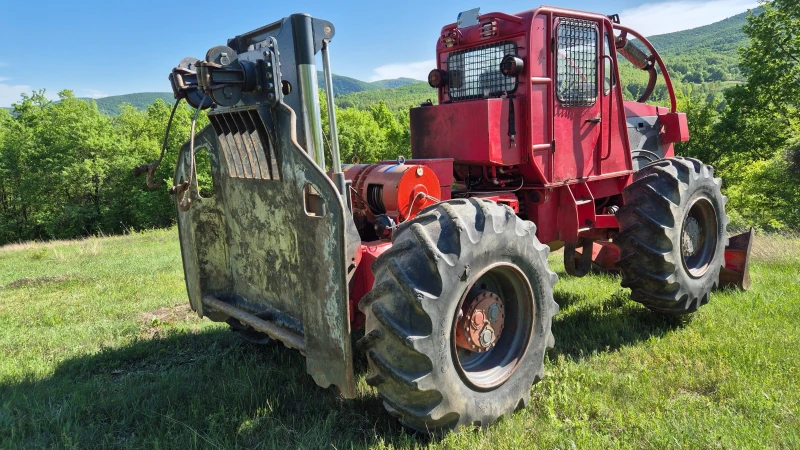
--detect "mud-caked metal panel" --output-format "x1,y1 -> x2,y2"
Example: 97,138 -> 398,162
174,102 -> 356,398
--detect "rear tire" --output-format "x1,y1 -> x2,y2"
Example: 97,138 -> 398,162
357,199 -> 559,433
615,157 -> 729,315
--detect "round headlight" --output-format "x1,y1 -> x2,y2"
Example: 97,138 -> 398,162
500,55 -> 524,77
428,69 -> 449,88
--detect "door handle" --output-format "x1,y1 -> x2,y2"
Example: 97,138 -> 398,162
585,118 -> 602,124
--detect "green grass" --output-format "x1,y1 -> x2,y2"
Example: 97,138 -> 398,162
1,229 -> 798,449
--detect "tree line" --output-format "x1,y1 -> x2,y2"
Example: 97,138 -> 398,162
0,90 -> 411,245
675,0 -> 799,231
0,0 -> 796,245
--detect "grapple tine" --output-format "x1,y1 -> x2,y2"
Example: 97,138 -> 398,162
718,227 -> 755,290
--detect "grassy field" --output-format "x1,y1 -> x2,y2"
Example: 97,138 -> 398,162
0,229 -> 798,449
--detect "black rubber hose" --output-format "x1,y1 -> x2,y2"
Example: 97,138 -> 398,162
637,65 -> 658,103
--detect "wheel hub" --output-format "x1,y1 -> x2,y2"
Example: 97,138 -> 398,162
682,216 -> 702,256
455,291 -> 505,353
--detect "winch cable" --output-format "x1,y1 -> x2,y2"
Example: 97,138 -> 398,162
134,98 -> 183,189
176,94 -> 207,212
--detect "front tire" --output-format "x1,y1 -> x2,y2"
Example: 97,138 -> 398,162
615,157 -> 729,315
357,199 -> 559,433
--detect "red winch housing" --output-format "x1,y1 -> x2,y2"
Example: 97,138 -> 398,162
342,159 -> 453,235
343,159 -> 453,327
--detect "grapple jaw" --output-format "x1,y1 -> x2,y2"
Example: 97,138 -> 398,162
719,228 -> 755,290
170,14 -> 360,398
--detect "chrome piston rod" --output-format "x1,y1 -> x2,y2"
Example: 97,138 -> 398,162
321,40 -> 348,198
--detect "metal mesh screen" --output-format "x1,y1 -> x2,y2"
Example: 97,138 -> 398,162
447,41 -> 517,101
556,18 -> 598,107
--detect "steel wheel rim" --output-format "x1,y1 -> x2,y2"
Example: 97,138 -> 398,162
451,263 -> 534,391
681,197 -> 718,278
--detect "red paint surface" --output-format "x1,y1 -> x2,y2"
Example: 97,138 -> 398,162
349,241 -> 392,330
347,6 -> 688,328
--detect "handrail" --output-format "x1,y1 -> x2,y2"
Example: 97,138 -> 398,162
613,23 -> 678,113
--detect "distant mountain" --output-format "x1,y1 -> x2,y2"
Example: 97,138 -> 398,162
92,92 -> 175,115
84,74 -> 421,115
641,9 -> 755,83
369,78 -> 422,89
317,73 -> 420,95
337,82 -> 435,111
647,10 -> 753,58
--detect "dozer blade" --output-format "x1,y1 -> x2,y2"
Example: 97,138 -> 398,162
718,227 -> 754,290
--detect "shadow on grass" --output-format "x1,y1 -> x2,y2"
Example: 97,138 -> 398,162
1,289 -> 686,448
551,289 -> 687,359
0,328 -> 427,449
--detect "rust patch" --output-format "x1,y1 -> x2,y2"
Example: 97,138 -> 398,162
4,275 -> 71,289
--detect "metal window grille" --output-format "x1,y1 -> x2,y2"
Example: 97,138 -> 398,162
447,41 -> 517,101
556,18 -> 598,107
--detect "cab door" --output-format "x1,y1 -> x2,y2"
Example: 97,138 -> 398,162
552,17 -> 601,182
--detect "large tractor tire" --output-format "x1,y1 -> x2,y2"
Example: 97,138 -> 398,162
615,157 -> 729,315
358,198 -> 559,433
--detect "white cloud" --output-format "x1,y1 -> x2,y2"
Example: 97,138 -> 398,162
369,60 -> 435,82
0,81 -> 31,107
620,0 -> 759,37
80,88 -> 109,99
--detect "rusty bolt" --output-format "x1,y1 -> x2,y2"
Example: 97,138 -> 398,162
479,326 -> 494,348
488,303 -> 500,322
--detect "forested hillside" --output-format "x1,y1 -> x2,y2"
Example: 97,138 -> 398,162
93,93 -> 175,115
648,10 -> 751,83
336,82 -> 435,110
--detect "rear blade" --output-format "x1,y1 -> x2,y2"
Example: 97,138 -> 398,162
718,227 -> 754,290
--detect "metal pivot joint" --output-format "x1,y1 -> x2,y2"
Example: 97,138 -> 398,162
169,37 -> 284,110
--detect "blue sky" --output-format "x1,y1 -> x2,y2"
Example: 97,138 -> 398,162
0,0 -> 757,106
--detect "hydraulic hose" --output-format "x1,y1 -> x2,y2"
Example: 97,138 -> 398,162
615,34 -> 658,103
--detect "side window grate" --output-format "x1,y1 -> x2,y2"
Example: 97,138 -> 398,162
447,41 -> 517,101
556,18 -> 598,107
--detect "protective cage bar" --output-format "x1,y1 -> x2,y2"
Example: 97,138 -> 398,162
447,41 -> 518,101
556,17 -> 599,107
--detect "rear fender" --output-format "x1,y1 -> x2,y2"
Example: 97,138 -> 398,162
718,228 -> 754,291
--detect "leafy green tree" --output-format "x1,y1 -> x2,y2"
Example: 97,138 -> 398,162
336,108 -> 385,164
675,91 -> 720,163
740,0 -> 800,123
370,101 -> 409,161
708,0 -> 800,230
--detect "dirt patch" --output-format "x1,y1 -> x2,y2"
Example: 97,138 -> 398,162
140,303 -> 199,339
4,275 -> 72,289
